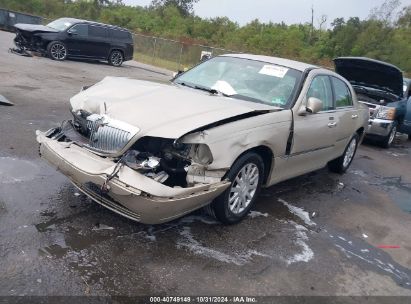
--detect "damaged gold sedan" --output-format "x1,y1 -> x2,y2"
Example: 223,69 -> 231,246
36,54 -> 369,224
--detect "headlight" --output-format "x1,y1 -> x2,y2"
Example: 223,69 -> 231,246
375,106 -> 396,120
192,144 -> 213,165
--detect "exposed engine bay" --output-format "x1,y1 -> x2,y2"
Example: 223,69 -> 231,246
12,29 -> 45,55
354,86 -> 398,106
44,109 -> 220,190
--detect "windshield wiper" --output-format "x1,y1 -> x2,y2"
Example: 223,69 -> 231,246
194,85 -> 221,95
177,82 -> 227,96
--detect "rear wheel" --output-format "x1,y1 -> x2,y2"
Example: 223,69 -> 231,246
381,123 -> 397,148
328,134 -> 359,174
211,152 -> 264,224
47,41 -> 67,61
108,50 -> 124,67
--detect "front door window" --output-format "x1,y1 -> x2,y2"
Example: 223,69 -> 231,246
307,76 -> 334,111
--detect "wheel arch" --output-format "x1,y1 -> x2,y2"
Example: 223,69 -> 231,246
356,127 -> 365,142
107,48 -> 125,60
228,145 -> 274,186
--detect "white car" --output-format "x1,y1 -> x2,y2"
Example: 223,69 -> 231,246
36,54 -> 369,224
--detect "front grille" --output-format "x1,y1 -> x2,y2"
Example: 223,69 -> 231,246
87,120 -> 131,153
84,114 -> 139,154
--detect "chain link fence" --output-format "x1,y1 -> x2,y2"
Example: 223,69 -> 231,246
132,32 -> 239,71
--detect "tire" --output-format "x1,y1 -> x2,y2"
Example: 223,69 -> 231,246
380,123 -> 397,148
108,50 -> 124,67
47,41 -> 67,61
328,134 -> 359,174
211,152 -> 264,225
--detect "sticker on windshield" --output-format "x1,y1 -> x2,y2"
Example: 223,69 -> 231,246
259,65 -> 288,78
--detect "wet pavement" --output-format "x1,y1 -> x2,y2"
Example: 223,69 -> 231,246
1,30 -> 411,296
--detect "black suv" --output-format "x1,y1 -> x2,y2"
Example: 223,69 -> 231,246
13,18 -> 134,66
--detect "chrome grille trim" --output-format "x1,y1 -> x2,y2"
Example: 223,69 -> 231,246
85,114 -> 139,154
359,101 -> 379,119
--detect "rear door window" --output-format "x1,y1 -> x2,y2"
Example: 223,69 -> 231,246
332,77 -> 353,107
89,25 -> 108,39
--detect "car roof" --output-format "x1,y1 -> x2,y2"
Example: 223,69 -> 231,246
221,54 -> 318,72
59,17 -> 130,32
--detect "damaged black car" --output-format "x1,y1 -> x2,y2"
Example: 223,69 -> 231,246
13,17 -> 134,66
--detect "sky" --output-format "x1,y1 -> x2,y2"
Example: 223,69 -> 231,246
122,0 -> 411,26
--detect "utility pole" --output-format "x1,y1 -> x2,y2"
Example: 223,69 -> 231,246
310,5 -> 314,43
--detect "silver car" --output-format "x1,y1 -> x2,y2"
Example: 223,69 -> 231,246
36,54 -> 369,224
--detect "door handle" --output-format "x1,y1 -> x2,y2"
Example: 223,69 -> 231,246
351,114 -> 359,119
328,122 -> 337,128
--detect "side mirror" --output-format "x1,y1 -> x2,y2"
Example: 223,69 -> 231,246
172,70 -> 184,79
298,97 -> 323,115
306,97 -> 323,114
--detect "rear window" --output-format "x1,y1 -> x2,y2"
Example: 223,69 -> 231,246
89,25 -> 107,38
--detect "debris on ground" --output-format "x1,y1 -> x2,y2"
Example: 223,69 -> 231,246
337,182 -> 345,191
0,94 -> 14,106
248,211 -> 269,218
92,223 -> 115,231
9,47 -> 32,57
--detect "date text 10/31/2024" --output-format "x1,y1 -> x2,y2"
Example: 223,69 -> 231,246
149,296 -> 257,303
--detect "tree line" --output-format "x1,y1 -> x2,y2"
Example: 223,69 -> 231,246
1,0 -> 410,75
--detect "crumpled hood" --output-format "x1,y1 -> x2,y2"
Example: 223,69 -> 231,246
14,23 -> 59,33
70,77 -> 279,139
334,57 -> 403,97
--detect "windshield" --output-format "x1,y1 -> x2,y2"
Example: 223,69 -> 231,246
174,56 -> 302,108
47,18 -> 74,31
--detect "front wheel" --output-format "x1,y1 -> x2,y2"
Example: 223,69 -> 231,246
380,123 -> 397,148
328,134 -> 359,174
108,50 -> 124,67
211,152 -> 264,225
47,41 -> 67,61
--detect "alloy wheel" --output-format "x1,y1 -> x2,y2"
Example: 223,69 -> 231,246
388,126 -> 397,146
228,163 -> 259,214
50,43 -> 66,60
343,138 -> 357,168
110,51 -> 123,66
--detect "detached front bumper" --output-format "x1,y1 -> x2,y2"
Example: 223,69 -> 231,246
366,118 -> 395,138
36,132 -> 230,224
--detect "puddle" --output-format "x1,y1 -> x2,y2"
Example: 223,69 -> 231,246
389,191 -> 411,213
376,176 -> 411,214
